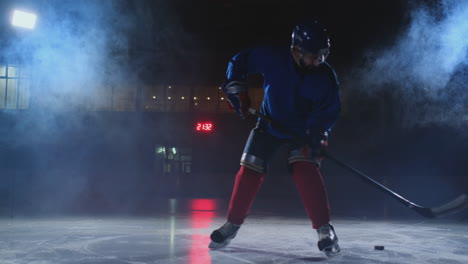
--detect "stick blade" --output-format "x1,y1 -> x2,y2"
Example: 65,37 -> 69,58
429,194 -> 468,217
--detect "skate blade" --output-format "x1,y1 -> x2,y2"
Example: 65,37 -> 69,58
322,244 -> 341,257
208,239 -> 231,249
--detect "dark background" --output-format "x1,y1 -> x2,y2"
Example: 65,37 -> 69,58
0,0 -> 467,221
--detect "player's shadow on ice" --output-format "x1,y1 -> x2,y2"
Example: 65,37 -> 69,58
212,246 -> 329,262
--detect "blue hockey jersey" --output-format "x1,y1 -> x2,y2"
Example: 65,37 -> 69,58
226,46 -> 341,139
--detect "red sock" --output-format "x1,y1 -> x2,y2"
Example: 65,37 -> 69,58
227,166 -> 265,225
291,161 -> 331,229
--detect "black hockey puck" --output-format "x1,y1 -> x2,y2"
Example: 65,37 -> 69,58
374,245 -> 385,250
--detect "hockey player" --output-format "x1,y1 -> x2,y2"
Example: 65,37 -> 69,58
209,20 -> 341,257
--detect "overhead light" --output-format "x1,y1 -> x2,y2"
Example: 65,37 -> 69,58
11,10 -> 37,29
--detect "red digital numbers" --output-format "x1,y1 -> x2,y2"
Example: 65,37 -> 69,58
196,122 -> 213,132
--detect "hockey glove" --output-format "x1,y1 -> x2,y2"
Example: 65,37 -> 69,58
223,80 -> 251,120
306,130 -> 329,160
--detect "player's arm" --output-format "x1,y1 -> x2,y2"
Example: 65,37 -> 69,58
222,47 -> 270,119
305,72 -> 341,150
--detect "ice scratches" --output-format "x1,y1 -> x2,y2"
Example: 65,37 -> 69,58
212,249 -> 257,264
342,221 -> 468,264
8,234 -> 130,264
80,235 -> 135,255
429,259 -> 466,264
222,245 -> 328,263
1,217 -> 467,263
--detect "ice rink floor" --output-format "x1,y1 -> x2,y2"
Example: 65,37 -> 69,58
1,201 -> 467,264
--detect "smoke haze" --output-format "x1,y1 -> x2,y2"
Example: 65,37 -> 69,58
347,0 -> 468,128
1,0 -> 186,214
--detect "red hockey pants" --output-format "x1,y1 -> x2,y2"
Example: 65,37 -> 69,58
227,162 -> 331,229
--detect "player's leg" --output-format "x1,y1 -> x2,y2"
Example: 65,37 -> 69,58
289,145 -> 340,257
209,125 -> 282,249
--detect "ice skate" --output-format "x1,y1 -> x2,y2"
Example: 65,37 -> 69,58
208,221 -> 241,249
317,223 -> 340,257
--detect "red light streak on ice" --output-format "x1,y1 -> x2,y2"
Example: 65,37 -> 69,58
188,199 -> 218,264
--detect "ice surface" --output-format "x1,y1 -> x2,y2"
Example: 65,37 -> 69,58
0,208 -> 467,263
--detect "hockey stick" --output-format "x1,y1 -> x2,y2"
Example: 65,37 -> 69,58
247,107 -> 468,218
